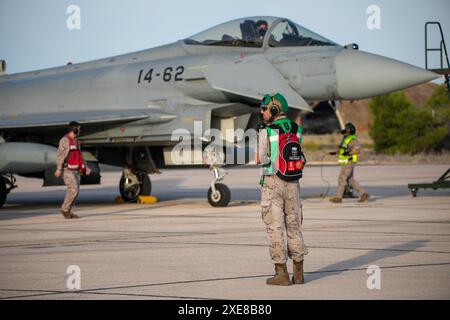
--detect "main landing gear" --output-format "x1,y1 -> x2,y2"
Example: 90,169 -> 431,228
119,168 -> 152,202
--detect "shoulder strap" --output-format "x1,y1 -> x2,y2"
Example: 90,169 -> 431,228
268,120 -> 296,134
290,122 -> 298,134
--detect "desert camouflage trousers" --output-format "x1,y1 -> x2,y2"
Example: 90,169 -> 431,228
260,175 -> 308,264
336,163 -> 366,198
61,169 -> 80,212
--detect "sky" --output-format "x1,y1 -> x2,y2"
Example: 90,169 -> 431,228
0,0 -> 449,75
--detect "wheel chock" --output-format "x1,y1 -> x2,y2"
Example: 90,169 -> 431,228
137,195 -> 158,204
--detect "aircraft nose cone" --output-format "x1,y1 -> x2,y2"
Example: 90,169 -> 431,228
335,49 -> 440,100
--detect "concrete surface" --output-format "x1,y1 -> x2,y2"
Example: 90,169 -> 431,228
0,164 -> 449,300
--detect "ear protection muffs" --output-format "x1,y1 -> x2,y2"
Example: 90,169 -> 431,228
260,94 -> 281,119
71,127 -> 80,135
69,121 -> 81,135
270,104 -> 279,117
269,97 -> 281,118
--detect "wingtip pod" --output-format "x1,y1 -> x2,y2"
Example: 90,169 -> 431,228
335,49 -> 441,100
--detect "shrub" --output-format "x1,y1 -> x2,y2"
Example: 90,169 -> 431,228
369,89 -> 448,154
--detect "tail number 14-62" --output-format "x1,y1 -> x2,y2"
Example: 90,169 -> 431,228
138,66 -> 184,84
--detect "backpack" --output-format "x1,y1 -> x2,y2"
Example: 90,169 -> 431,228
268,121 -> 306,181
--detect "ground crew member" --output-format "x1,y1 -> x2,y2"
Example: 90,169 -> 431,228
330,123 -> 369,203
256,93 -> 308,286
54,122 -> 91,219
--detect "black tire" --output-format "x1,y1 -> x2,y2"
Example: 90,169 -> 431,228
207,183 -> 231,207
119,171 -> 151,202
0,178 -> 7,209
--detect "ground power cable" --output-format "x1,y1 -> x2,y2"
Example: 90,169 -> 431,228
304,152 -> 334,203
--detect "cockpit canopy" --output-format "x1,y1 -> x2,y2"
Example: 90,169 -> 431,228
184,16 -> 337,48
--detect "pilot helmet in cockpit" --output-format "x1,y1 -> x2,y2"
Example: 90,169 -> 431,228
255,20 -> 268,39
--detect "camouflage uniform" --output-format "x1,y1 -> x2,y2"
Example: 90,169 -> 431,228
336,139 -> 366,198
56,136 -> 81,213
259,128 -> 308,264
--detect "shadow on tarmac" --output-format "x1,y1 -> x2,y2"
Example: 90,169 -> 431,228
307,240 -> 428,282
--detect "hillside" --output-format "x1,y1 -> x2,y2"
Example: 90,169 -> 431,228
338,82 -> 440,133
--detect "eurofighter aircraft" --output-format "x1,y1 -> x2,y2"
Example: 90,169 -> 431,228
0,16 -> 440,208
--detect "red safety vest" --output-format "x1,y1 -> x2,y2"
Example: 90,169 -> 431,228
64,135 -> 85,172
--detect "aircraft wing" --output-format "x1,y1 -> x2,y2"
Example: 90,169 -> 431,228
202,54 -> 313,112
0,109 -> 174,130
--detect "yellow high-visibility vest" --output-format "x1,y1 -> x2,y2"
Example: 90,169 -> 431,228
338,135 -> 357,165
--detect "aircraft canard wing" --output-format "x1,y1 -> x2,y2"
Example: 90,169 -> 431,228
202,54 -> 313,112
0,109 -> 173,130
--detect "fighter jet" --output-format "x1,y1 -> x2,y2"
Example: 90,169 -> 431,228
0,16 -> 440,208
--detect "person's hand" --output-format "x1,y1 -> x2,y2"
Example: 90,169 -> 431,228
85,166 -> 91,176
54,169 -> 62,178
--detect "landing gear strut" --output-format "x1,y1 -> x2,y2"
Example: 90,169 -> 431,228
204,145 -> 231,207
0,174 -> 17,209
207,166 -> 231,207
119,168 -> 151,202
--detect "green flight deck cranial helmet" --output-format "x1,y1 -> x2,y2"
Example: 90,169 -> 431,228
272,93 -> 288,114
342,122 -> 356,135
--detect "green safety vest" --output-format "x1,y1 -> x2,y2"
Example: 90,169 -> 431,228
264,118 -> 302,175
338,134 -> 358,165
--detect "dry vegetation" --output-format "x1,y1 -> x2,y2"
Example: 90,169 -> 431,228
302,82 -> 450,164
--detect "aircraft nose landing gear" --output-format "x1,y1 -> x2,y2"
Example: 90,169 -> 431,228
119,168 -> 152,202
207,167 -> 231,207
204,145 -> 231,207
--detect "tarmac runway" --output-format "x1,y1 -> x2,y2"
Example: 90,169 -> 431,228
0,164 -> 449,300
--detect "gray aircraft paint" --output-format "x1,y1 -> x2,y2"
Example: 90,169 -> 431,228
0,16 -> 441,203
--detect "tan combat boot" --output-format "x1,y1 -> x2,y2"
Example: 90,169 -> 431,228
358,193 -> 370,203
266,263 -> 291,286
292,260 -> 304,284
329,197 -> 342,203
70,212 -> 80,219
60,209 -> 71,219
